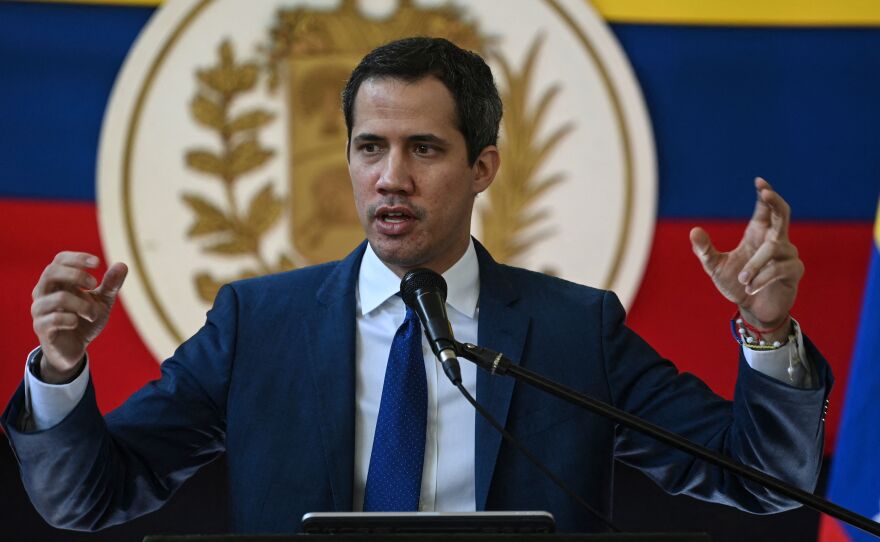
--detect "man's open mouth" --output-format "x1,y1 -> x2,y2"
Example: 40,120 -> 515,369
377,207 -> 415,223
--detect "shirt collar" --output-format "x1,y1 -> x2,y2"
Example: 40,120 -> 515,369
357,239 -> 480,319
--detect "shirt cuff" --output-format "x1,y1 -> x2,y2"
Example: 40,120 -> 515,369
24,347 -> 91,431
741,318 -> 813,388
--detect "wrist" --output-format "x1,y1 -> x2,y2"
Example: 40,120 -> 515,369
734,310 -> 792,346
33,352 -> 86,385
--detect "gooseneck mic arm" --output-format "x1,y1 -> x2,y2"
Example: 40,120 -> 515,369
456,341 -> 880,539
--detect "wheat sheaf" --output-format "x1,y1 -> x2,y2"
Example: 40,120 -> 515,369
480,36 -> 573,266
182,40 -> 294,303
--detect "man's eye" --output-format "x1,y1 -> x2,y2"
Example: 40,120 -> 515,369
415,144 -> 431,154
362,143 -> 377,153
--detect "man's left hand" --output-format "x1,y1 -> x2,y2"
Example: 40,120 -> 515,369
690,177 -> 803,342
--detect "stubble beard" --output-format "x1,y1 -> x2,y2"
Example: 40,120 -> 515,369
364,198 -> 428,270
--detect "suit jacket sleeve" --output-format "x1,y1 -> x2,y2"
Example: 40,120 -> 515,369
0,285 -> 240,531
603,290 -> 833,512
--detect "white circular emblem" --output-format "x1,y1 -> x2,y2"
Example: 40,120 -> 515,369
98,0 -> 657,362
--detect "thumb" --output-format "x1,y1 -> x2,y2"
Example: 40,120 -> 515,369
95,262 -> 128,299
690,227 -> 721,274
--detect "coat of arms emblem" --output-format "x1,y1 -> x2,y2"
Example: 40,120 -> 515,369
98,0 -> 657,361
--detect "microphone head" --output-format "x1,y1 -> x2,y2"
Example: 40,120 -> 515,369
400,268 -> 448,308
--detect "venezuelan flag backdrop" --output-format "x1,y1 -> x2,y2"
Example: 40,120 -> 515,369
1,1 -> 878,540
820,203 -> 880,542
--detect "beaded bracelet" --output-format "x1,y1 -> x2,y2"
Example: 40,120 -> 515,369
730,313 -> 806,383
729,311 -> 791,350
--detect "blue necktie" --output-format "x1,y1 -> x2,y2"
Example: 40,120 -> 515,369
363,306 -> 427,511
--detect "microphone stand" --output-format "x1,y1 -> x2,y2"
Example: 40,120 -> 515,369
455,341 -> 880,539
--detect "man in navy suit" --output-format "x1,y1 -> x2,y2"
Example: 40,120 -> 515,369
3,37 -> 830,533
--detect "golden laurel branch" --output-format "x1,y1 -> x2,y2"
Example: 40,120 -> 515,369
480,36 -> 573,265
183,40 -> 295,303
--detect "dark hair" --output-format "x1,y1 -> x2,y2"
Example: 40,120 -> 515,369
342,37 -> 502,165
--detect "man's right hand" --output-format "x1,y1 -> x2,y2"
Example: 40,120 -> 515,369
30,252 -> 128,384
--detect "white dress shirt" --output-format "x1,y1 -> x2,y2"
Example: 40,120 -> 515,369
353,240 -> 479,511
23,239 -> 812,512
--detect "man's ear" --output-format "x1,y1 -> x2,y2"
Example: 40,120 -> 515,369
472,145 -> 500,194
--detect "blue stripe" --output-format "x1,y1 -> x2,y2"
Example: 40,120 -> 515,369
0,2 -> 153,202
825,240 -> 880,541
1,5 -> 878,220
612,24 -> 880,220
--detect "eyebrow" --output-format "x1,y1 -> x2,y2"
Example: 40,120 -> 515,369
352,133 -> 385,144
408,134 -> 449,146
351,133 -> 450,146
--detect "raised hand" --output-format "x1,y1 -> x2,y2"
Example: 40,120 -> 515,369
30,252 -> 128,383
689,178 -> 803,342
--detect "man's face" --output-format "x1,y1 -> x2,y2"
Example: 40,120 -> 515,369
347,76 -> 499,276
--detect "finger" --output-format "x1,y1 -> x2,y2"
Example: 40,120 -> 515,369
754,176 -> 773,192
738,240 -> 797,285
33,263 -> 100,299
31,290 -> 99,322
757,182 -> 792,240
53,251 -> 101,269
94,262 -> 128,299
690,227 -> 722,274
749,177 -> 773,226
744,258 -> 804,295
33,311 -> 80,335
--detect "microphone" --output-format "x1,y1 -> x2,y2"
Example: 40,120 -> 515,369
399,268 -> 462,385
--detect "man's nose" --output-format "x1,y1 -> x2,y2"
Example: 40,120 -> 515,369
377,149 -> 414,194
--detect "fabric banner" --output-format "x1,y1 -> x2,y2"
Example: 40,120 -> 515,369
2,2 -> 879,541
0,0 -> 877,451
820,200 -> 880,541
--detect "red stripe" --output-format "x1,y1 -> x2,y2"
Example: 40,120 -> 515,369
0,199 -> 159,416
818,515 -> 853,542
1,200 -> 873,451
627,220 -> 874,451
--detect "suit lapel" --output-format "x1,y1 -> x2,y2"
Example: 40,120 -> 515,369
306,242 -> 367,511
303,240 -> 529,511
473,242 -> 530,511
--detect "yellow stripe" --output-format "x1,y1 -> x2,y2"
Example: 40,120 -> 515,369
33,0 -> 880,26
31,0 -> 161,5
875,197 -> 880,250
590,0 -> 880,26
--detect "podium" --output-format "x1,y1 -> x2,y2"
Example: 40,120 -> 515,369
144,535 -> 712,541
144,512 -> 712,541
